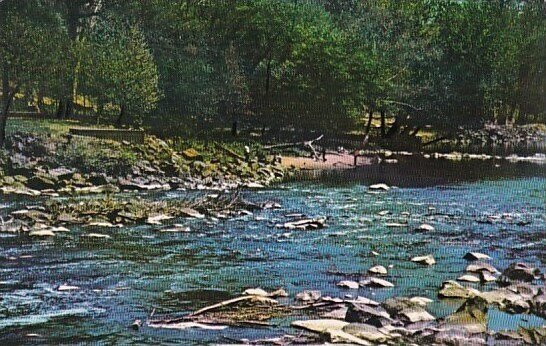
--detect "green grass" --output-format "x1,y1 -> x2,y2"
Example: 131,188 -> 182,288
6,118 -> 80,137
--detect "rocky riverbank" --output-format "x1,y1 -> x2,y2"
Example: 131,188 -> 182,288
453,123 -> 546,147
0,133 -> 287,197
145,254 -> 546,345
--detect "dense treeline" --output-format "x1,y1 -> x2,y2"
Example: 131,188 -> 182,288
0,0 -> 545,141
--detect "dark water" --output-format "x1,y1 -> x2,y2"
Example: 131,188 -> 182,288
0,160 -> 545,344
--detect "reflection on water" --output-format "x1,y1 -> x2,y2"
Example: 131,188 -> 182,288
0,160 -> 545,344
428,139 -> 546,157
295,157 -> 545,187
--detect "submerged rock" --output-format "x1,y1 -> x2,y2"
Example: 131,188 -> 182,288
158,225 -> 190,233
414,224 -> 435,232
360,277 -> 395,288
337,280 -> 360,289
411,255 -> 436,266
146,214 -> 174,225
148,321 -> 227,330
368,265 -> 388,275
179,208 -> 205,219
58,284 -> 80,291
463,252 -> 491,261
457,274 -> 481,283
84,233 -> 111,239
28,230 -> 55,237
280,217 -> 327,230
369,183 -> 390,191
409,297 -> 434,306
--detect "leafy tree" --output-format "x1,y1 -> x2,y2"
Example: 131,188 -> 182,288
0,0 -> 69,146
78,15 -> 160,126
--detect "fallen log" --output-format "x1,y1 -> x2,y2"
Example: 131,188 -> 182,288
264,135 -> 324,160
423,136 -> 451,147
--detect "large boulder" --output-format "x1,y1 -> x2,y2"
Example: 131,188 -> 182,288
440,296 -> 488,334
438,280 -> 476,299
463,252 -> 491,261
479,288 -> 529,313
345,302 -> 391,326
26,175 -> 57,190
531,288 -> 546,317
498,263 -> 540,285
466,262 -> 499,274
291,319 -> 371,345
295,290 -> 321,303
343,323 -> 392,343
382,297 -> 435,324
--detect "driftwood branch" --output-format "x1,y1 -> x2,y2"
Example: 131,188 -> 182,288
188,295 -> 277,318
264,135 -> 324,160
422,135 -> 451,147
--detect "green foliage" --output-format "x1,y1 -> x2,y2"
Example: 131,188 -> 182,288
1,0 -> 545,136
0,1 -> 70,107
79,15 -> 160,124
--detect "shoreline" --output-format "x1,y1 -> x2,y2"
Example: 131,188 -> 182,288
280,151 -> 546,171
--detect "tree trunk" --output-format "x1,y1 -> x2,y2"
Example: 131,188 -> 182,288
2,61 -> 8,110
65,98 -> 73,118
265,54 -> 272,95
37,86 -> 45,114
362,109 -> 374,147
56,99 -> 64,119
365,109 -> 374,135
96,103 -> 103,125
116,104 -> 125,127
380,109 -> 386,138
56,97 -> 73,119
0,89 -> 16,148
385,116 -> 400,138
231,118 -> 238,137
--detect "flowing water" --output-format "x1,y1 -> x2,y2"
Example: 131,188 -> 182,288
0,159 -> 545,344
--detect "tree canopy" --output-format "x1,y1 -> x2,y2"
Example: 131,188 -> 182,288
1,0 -> 545,138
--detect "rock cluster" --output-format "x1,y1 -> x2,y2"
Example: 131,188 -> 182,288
0,133 -> 286,197
454,123 -> 546,147
0,192 -> 259,236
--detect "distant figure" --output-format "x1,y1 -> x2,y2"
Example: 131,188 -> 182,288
322,147 -> 327,162
337,146 -> 346,154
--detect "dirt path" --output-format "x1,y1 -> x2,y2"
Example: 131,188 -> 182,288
280,152 -> 372,170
